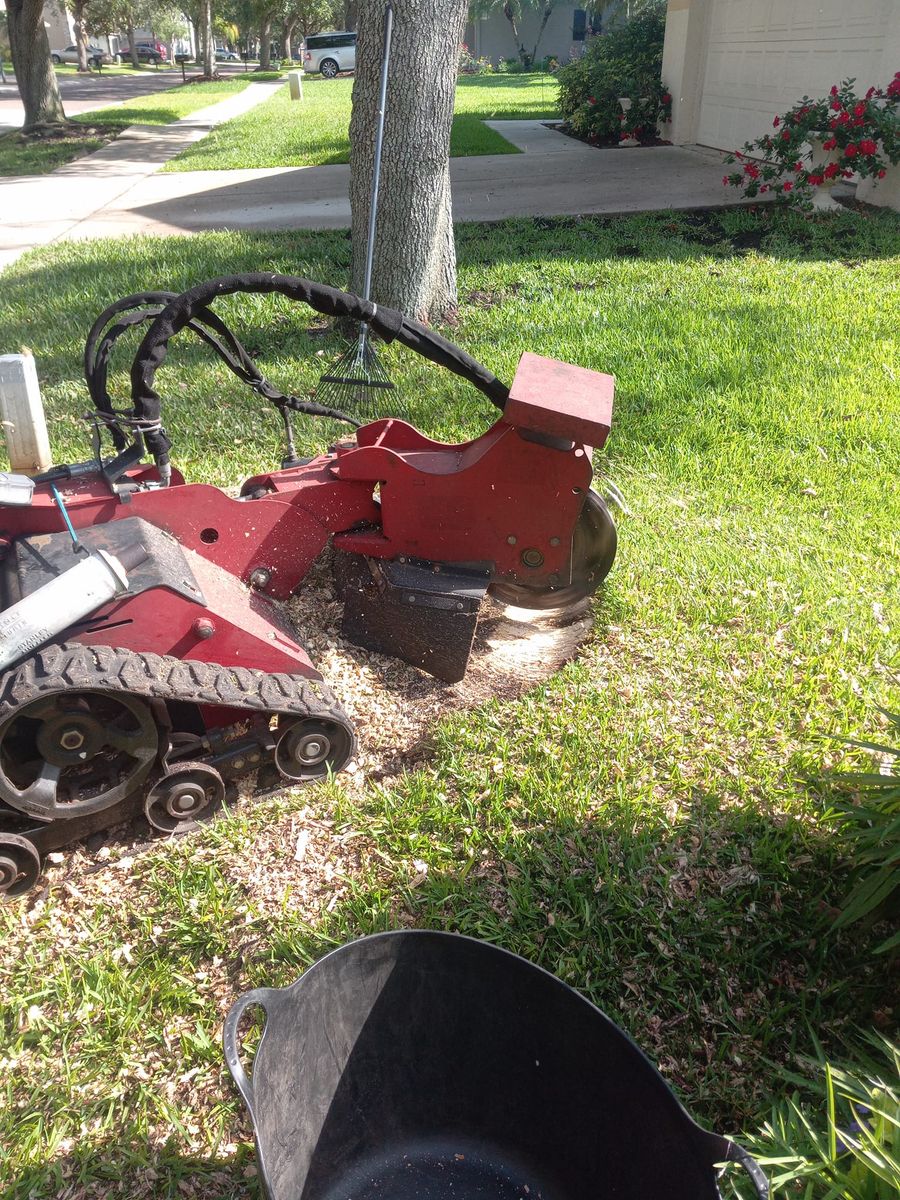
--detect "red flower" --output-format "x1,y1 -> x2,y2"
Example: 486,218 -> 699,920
760,185 -> 769,193
852,117 -> 865,126
854,102 -> 866,116
823,162 -> 839,179
662,93 -> 671,103
808,174 -> 823,186
782,181 -> 793,192
773,115 -> 781,127
845,142 -> 858,156
589,96 -> 596,103
866,86 -> 876,99
837,111 -> 850,124
841,168 -> 854,177
878,168 -> 887,178
792,160 -> 803,171
888,77 -> 900,98
722,175 -> 729,185
744,163 -> 760,178
829,118 -> 839,129
781,130 -> 791,140
830,99 -> 842,111
859,138 -> 878,155
830,84 -> 839,96
822,137 -> 837,150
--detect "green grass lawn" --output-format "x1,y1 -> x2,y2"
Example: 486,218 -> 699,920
0,79 -> 253,177
163,72 -> 560,172
0,208 -> 898,1198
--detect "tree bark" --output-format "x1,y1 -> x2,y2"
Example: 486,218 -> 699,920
348,0 -> 467,324
127,17 -> 140,68
7,0 -> 68,130
530,2 -> 555,65
502,2 -> 527,65
200,0 -> 213,76
72,0 -> 89,72
282,17 -> 297,61
259,14 -> 272,69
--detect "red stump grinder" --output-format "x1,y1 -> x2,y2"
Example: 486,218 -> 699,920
0,275 -> 616,897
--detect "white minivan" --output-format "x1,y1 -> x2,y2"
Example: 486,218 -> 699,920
301,31 -> 356,78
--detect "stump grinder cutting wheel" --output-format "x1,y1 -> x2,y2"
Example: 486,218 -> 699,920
0,275 -> 616,896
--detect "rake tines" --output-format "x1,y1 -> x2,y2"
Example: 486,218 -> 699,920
314,325 -> 395,423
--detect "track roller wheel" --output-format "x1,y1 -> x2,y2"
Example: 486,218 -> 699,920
0,833 -> 41,899
275,716 -> 355,782
144,762 -> 225,834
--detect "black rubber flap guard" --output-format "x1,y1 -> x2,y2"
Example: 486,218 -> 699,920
224,930 -> 769,1200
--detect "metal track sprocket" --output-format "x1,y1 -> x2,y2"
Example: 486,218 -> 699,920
0,690 -> 158,822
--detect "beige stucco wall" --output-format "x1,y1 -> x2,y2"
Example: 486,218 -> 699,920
465,7 -> 587,67
664,0 -> 900,150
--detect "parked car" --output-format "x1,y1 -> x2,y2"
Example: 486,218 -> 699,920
120,41 -> 168,64
51,44 -> 114,68
215,48 -> 240,62
301,31 -> 356,78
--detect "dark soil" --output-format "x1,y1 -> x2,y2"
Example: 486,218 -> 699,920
545,121 -> 672,149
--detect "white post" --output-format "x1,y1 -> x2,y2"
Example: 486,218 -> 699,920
288,69 -> 303,101
0,353 -> 53,474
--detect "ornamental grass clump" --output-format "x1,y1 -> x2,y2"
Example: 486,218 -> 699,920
723,74 -> 900,207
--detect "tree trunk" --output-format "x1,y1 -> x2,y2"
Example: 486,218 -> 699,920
530,3 -> 555,65
7,0 -> 68,130
200,0 -> 213,76
259,15 -> 272,70
349,0 -> 467,323
72,0 -> 89,72
502,2 -> 527,65
127,17 -> 140,69
282,17 -> 297,61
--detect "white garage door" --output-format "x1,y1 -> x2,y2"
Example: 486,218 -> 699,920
696,0 -> 896,150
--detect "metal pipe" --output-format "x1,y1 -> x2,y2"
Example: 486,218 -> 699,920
362,1 -> 393,305
0,545 -> 145,673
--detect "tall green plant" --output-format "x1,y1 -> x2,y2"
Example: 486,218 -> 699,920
727,1040 -> 900,1200
556,0 -> 668,145
824,707 -> 900,954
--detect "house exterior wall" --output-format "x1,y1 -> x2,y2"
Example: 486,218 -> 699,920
464,6 -> 590,67
664,0 -> 900,150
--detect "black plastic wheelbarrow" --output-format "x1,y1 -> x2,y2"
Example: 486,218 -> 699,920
225,931 -> 768,1200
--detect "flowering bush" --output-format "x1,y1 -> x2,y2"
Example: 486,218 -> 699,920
723,74 -> 900,206
458,44 -> 493,76
557,1 -> 670,146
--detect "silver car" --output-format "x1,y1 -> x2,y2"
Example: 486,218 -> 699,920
52,44 -> 115,68
301,31 -> 356,78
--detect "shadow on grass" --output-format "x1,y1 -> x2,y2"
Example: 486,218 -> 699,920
8,1147 -> 259,1200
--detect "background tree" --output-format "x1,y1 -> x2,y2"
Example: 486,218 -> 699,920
468,0 -> 557,67
348,0 -> 468,322
7,0 -> 69,129
280,0 -> 341,60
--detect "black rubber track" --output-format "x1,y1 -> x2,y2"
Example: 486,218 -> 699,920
0,642 -> 356,751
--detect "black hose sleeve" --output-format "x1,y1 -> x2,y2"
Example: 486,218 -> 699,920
129,273 -> 511,468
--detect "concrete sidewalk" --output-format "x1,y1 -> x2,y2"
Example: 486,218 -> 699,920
0,79 -> 283,270
2,114 -> 738,272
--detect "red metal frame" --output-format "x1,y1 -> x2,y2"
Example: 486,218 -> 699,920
0,355 -> 613,695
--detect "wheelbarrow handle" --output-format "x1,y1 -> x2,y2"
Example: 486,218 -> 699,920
725,1141 -> 770,1199
223,988 -> 277,1120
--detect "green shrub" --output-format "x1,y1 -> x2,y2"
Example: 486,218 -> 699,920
557,0 -> 670,145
